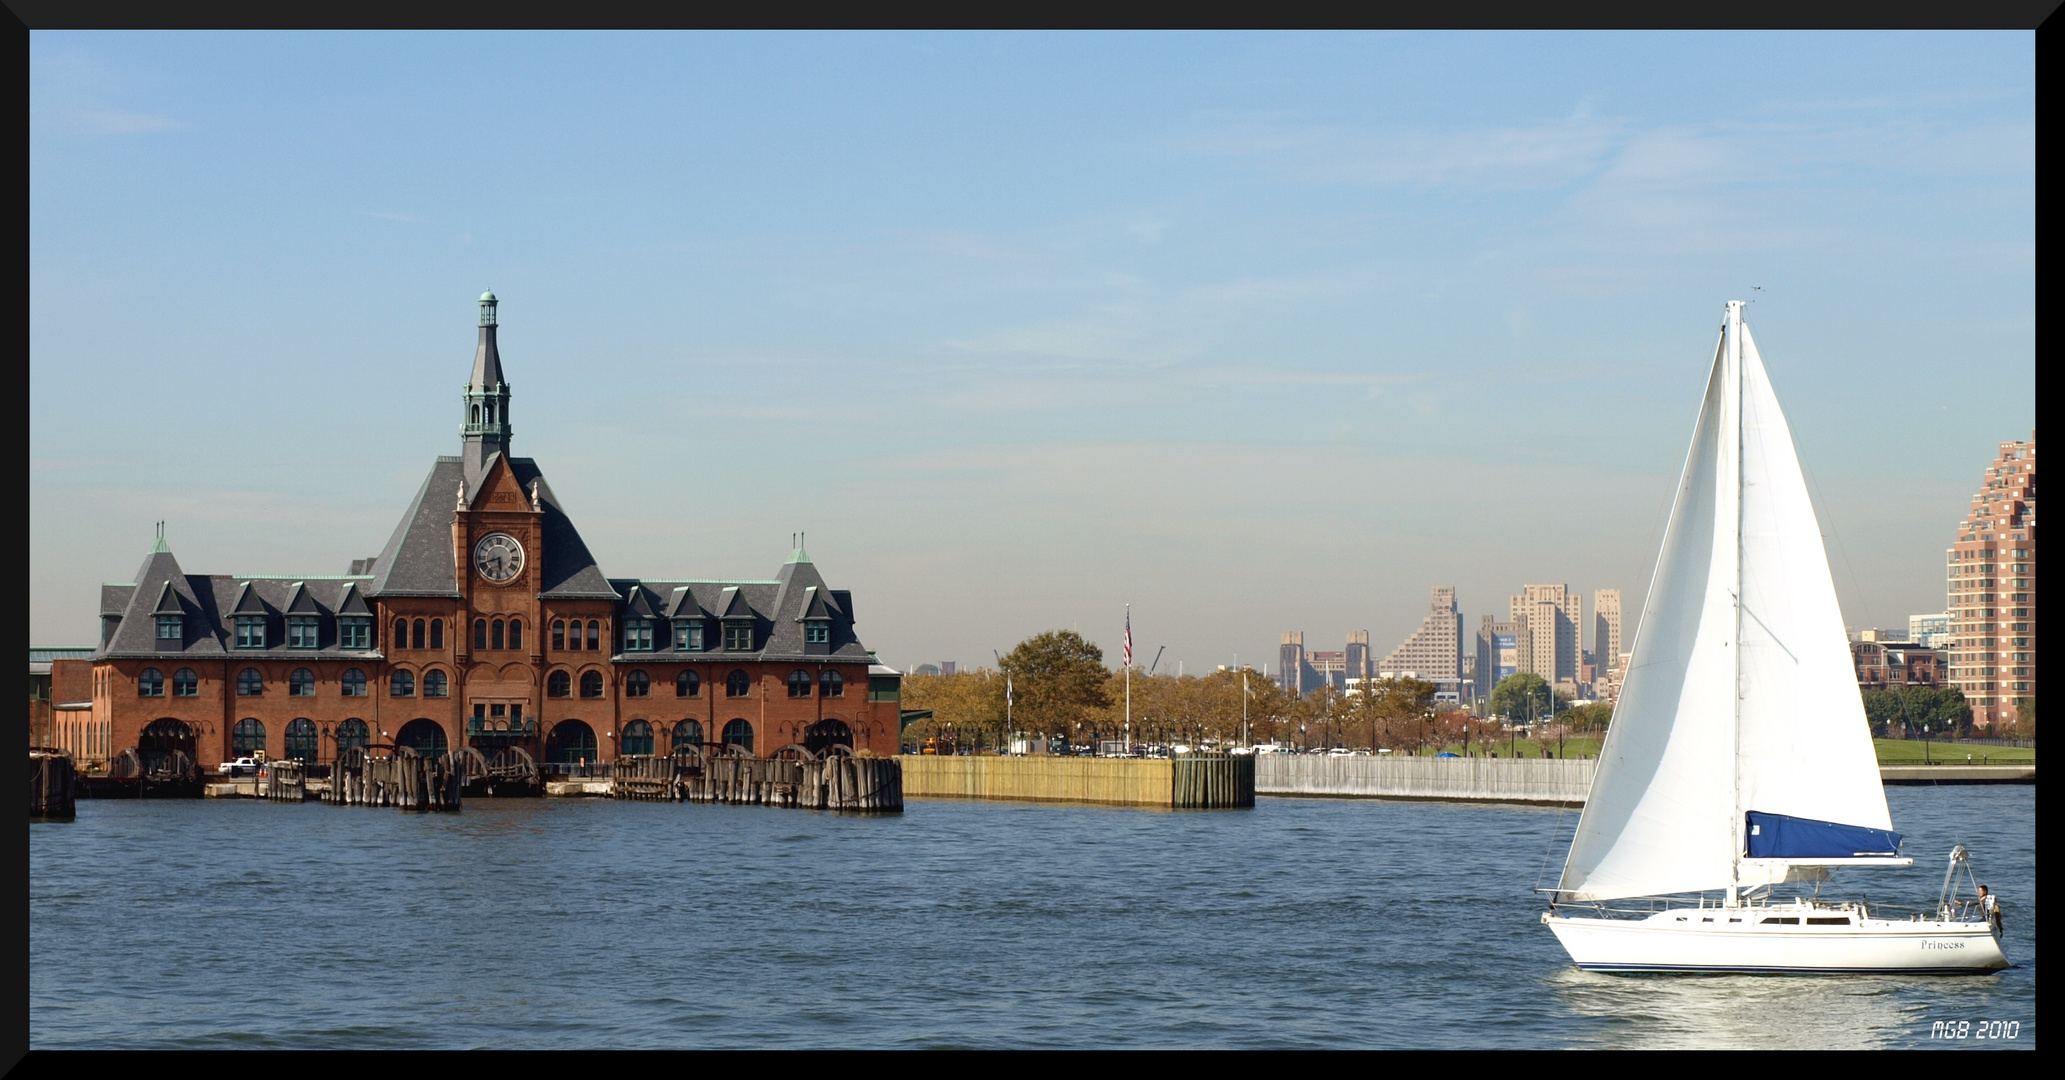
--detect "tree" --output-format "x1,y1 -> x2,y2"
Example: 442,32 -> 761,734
901,669 -> 1005,750
1490,672 -> 1552,724
999,630 -> 1111,744
1561,702 -> 1614,733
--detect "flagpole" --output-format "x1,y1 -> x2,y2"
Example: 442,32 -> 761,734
1124,605 -> 1132,753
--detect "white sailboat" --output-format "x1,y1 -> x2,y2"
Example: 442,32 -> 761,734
1541,301 -> 2009,974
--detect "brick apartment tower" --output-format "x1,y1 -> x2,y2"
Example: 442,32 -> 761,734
1946,436 -> 2037,731
1592,589 -> 1622,687
1509,584 -> 1582,692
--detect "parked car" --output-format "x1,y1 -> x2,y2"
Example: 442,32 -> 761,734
1327,747 -> 1355,757
217,756 -> 262,777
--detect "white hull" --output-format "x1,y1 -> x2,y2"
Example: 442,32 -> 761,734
1544,903 -> 2009,975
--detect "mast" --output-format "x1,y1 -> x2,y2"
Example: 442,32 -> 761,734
1727,299 -> 1746,905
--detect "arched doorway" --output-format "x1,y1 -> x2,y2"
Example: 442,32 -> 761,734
139,718 -> 196,772
396,719 -> 448,759
621,720 -> 653,755
804,718 -> 853,756
546,720 -> 598,766
721,718 -> 754,754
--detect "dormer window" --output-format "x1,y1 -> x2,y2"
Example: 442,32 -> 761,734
624,619 -> 654,652
724,622 -> 753,651
339,617 -> 371,650
235,616 -> 266,649
674,622 -> 704,651
804,621 -> 830,645
156,615 -> 183,641
287,615 -> 320,650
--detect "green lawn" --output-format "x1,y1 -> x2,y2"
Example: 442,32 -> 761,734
1872,738 -> 2035,765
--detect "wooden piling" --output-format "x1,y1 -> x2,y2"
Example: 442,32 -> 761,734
31,750 -> 77,820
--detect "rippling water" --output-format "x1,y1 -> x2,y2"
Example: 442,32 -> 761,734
30,785 -> 2033,1049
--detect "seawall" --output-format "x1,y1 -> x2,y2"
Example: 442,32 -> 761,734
899,754 -> 1253,808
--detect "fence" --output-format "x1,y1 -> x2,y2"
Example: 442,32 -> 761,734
1256,753 -> 1594,805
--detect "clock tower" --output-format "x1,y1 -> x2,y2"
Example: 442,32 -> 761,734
462,291 -> 513,490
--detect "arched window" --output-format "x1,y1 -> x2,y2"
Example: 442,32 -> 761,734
788,669 -> 813,698
285,718 -> 318,763
492,619 -> 505,650
580,671 -> 604,698
722,719 -> 754,753
821,670 -> 844,698
336,718 -> 370,752
138,668 -> 164,697
471,404 -> 481,425
509,619 -> 523,650
727,670 -> 751,698
237,668 -> 263,696
424,670 -> 448,698
622,720 -> 654,756
289,668 -> 316,696
587,622 -> 600,650
676,670 -> 700,697
673,719 -> 703,748
429,619 -> 444,648
553,620 -> 566,650
413,619 -> 426,649
396,718 -> 447,758
805,718 -> 853,756
394,618 -> 409,648
391,670 -> 415,697
546,720 -> 598,766
475,619 -> 488,649
232,718 -> 266,757
172,668 -> 199,697
341,668 -> 367,696
547,670 -> 571,698
627,671 -> 650,697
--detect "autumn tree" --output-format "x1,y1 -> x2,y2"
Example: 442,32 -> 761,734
1000,630 -> 1111,743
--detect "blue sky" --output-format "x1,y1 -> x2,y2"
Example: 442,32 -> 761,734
30,31 -> 2033,674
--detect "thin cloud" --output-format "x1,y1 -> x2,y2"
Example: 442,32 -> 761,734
360,210 -> 429,223
52,108 -> 185,136
1187,116 -> 1623,192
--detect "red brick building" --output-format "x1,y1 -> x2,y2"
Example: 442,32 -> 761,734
83,294 -> 901,773
1945,436 -> 2036,730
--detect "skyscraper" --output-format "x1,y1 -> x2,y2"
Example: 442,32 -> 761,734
1475,615 -> 1520,702
1379,586 -> 1464,702
1946,436 -> 2036,731
1593,589 -> 1622,677
1510,584 -> 1582,691
1279,631 -> 1308,693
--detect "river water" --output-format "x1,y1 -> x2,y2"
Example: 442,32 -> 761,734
30,785 -> 2033,1049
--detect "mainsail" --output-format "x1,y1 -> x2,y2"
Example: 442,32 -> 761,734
1557,303 -> 1894,903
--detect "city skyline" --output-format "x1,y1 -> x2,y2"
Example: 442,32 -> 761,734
30,32 -> 2034,673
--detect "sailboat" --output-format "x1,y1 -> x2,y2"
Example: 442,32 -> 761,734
1541,301 -> 2009,974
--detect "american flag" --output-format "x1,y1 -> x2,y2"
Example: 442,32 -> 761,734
1124,608 -> 1132,668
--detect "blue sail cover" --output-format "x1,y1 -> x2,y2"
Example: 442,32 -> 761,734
1745,811 -> 1902,858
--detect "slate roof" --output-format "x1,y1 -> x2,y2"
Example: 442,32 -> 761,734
605,549 -> 868,665
95,560 -> 382,661
366,455 -> 616,600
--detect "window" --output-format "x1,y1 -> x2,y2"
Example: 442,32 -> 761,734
580,671 -> 604,698
157,615 -> 183,641
627,671 -> 651,697
172,668 -> 199,697
236,616 -> 266,649
285,718 -> 318,764
624,619 -> 653,652
476,619 -> 488,650
429,619 -> 443,649
394,618 -> 409,648
509,619 -> 522,650
289,668 -> 316,696
724,622 -> 753,651
341,618 -> 372,650
391,670 -> 415,697
553,620 -> 566,650
586,622 -> 600,650
722,719 -> 754,754
675,622 -> 704,651
238,668 -> 264,696
676,670 -> 700,697
673,719 -> 703,748
138,668 -> 165,697
424,670 -> 448,698
727,670 -> 751,698
287,615 -> 320,649
804,621 -> 830,645
336,718 -> 370,752
342,668 -> 367,697
821,670 -> 844,698
622,720 -> 654,756
548,670 -> 571,697
492,619 -> 505,650
788,669 -> 813,698
232,718 -> 266,757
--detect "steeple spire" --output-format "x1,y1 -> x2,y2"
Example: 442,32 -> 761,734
462,290 -> 513,485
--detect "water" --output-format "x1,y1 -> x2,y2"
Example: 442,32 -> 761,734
31,785 -> 2034,1049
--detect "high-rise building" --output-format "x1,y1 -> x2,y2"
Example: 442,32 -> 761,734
1593,589 -> 1622,678
1946,436 -> 2037,730
1510,584 -> 1582,691
1474,615 -> 1520,702
1908,613 -> 1952,649
1344,630 -> 1370,683
1279,631 -> 1307,693
1378,587 -> 1464,702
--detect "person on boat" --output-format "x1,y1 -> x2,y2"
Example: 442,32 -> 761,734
1978,885 -> 2003,932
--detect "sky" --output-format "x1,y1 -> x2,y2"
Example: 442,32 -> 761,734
30,31 -> 2034,676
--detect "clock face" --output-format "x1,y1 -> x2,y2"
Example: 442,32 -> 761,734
473,533 -> 525,584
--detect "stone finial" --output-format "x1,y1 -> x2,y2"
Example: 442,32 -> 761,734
530,479 -> 542,512
456,481 -> 467,512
